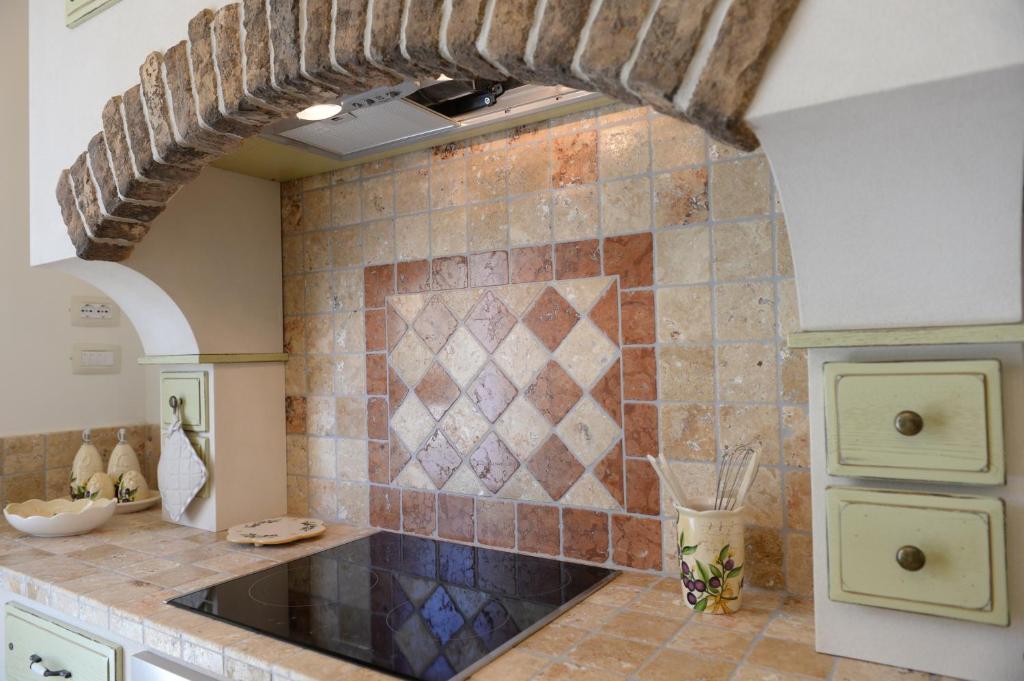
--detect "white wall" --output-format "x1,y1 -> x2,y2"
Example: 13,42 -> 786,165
0,0 -> 149,437
28,0 -> 238,266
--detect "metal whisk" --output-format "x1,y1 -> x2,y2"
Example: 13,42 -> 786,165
714,443 -> 759,511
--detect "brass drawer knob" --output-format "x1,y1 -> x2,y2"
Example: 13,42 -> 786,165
896,545 -> 926,571
894,410 -> 924,436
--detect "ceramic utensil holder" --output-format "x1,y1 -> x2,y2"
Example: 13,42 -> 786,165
676,498 -> 746,614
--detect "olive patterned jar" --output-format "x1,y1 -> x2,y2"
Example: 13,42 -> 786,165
676,499 -> 746,615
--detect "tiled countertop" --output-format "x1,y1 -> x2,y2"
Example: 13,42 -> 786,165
0,511 -> 953,681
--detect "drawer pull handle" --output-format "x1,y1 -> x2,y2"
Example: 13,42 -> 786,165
895,545 -> 926,572
28,655 -> 72,678
894,410 -> 924,436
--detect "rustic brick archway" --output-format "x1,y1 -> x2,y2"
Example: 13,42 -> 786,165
55,0 -> 797,261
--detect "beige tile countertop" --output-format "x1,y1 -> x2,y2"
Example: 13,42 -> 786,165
0,511 -> 957,681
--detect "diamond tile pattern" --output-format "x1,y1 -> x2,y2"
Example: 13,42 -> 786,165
469,433 -> 519,493
417,430 -> 462,488
467,362 -> 517,423
414,296 -> 459,353
438,327 -> 488,387
392,332 -> 434,386
522,287 -> 580,351
494,397 -> 550,461
439,397 -> 490,455
464,291 -> 517,353
387,278 -> 623,512
415,362 -> 460,421
525,361 -> 583,425
527,434 -> 584,500
557,396 -> 620,465
493,325 -> 547,389
553,318 -> 618,388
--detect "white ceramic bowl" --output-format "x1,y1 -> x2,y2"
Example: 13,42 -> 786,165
3,498 -> 116,537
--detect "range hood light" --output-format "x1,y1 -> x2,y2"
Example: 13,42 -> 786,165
296,103 -> 342,121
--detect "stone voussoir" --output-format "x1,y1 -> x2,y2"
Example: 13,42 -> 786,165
100,95 -> 179,203
186,9 -> 264,137
163,41 -> 242,156
139,51 -> 217,166
403,0 -> 475,81
121,84 -> 202,186
56,170 -> 134,262
684,0 -> 800,150
572,0 -> 655,104
301,0 -> 369,93
241,0 -> 313,114
69,152 -> 149,243
211,3 -> 287,126
368,0 -> 438,79
86,132 -> 166,223
441,0 -> 506,81
525,0 -> 595,89
331,0 -> 405,86
475,0 -> 542,79
264,0 -> 343,101
626,0 -> 717,115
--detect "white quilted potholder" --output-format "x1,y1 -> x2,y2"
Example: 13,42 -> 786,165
158,417 -> 208,522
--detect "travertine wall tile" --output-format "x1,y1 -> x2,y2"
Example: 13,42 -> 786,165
282,106 -> 807,585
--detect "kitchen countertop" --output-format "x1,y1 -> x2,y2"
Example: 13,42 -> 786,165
0,511 -> 954,681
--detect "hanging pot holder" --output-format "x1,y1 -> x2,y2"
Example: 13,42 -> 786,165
158,404 -> 208,522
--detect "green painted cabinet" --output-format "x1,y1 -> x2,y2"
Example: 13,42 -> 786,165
824,360 -> 1004,484
826,487 -> 1008,625
5,603 -> 122,680
160,371 -> 209,432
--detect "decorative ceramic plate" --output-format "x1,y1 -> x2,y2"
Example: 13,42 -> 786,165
114,490 -> 162,514
3,498 -> 116,537
227,517 -> 326,546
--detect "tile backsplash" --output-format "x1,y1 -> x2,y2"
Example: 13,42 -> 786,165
281,103 -> 810,591
0,425 -> 160,507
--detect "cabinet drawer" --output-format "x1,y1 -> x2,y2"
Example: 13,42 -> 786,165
160,371 -> 209,432
5,603 -> 122,680
824,360 -> 1003,484
826,487 -> 1007,625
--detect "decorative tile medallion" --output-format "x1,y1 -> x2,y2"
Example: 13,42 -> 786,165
386,278 -> 624,508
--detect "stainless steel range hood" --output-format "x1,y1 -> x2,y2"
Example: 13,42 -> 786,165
260,80 -> 603,163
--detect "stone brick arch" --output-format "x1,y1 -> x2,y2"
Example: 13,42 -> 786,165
55,0 -> 797,261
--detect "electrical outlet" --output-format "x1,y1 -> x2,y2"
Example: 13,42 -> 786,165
70,296 -> 120,327
71,344 -> 121,375
65,0 -> 121,28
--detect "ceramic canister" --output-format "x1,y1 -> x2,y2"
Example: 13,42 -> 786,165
676,498 -> 746,614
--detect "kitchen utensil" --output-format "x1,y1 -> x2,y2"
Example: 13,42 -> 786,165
3,498 -> 116,537
714,444 -> 757,510
227,517 -> 326,546
677,497 -> 745,614
647,455 -> 686,508
733,449 -> 761,509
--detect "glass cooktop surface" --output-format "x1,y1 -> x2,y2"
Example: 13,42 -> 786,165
169,531 -> 616,680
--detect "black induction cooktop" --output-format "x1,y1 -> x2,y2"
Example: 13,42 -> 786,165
168,531 -> 617,680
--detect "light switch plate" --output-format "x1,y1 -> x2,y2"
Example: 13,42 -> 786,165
65,0 -> 121,28
71,343 -> 121,375
70,295 -> 120,327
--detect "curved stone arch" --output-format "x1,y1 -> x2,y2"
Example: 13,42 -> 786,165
55,0 -> 798,261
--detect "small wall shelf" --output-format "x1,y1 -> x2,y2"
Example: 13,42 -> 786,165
788,322 -> 1024,349
138,353 -> 288,365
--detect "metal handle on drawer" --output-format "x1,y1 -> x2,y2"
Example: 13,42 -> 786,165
894,410 -> 924,436
895,545 -> 926,572
28,655 -> 72,678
